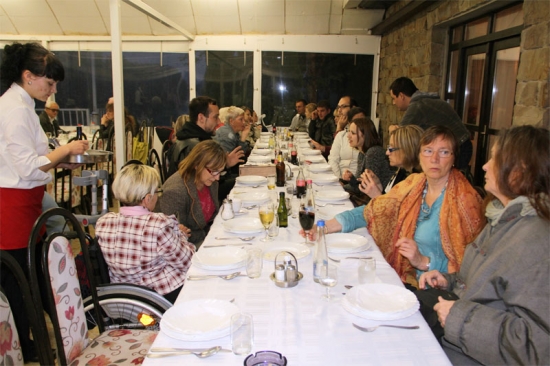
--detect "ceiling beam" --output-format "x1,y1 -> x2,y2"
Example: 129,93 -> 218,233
122,0 -> 195,41
370,0 -> 439,35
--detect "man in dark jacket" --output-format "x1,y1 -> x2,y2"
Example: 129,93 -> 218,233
309,99 -> 336,157
39,100 -> 65,137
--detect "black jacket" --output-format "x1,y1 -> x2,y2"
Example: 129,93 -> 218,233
167,123 -> 213,178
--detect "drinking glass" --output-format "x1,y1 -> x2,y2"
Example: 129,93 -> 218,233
298,198 -> 315,245
231,313 -> 254,355
319,263 -> 338,301
246,248 -> 263,279
268,214 -> 279,238
259,202 -> 274,242
358,257 -> 376,284
285,182 -> 294,197
267,175 -> 276,190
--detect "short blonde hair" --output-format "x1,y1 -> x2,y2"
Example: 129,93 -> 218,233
173,114 -> 190,132
218,107 -> 229,125
113,164 -> 160,206
223,106 -> 245,125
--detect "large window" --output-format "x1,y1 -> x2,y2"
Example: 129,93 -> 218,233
261,52 -> 374,127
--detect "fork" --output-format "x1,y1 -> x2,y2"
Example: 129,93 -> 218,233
328,256 -> 370,263
353,323 -> 419,332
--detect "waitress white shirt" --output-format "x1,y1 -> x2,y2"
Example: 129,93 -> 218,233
0,83 -> 52,188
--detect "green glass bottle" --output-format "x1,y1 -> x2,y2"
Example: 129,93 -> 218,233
277,192 -> 288,228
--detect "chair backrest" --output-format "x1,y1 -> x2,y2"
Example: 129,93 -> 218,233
148,148 -> 164,183
0,250 -> 54,365
27,207 -> 104,365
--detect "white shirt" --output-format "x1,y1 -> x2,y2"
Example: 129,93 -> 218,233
0,83 -> 52,188
328,129 -> 358,178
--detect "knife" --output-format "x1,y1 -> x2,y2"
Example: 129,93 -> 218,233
202,243 -> 253,248
150,347 -> 232,353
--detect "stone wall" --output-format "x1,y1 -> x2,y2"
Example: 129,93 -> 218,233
377,0 -> 549,140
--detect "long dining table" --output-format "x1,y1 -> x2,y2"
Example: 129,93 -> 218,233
144,137 -> 451,366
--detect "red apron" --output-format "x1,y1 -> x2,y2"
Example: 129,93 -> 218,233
0,186 -> 45,250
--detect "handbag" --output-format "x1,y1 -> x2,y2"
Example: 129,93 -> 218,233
132,122 -> 149,164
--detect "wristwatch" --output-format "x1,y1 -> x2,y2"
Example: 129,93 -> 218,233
424,256 -> 431,271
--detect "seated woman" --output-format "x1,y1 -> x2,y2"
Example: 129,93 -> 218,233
305,126 -> 486,287
95,163 -> 195,304
214,106 -> 251,156
419,125 -> 549,365
159,140 -> 227,248
342,117 -> 393,205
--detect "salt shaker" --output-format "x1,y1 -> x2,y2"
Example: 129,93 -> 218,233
221,199 -> 235,220
275,264 -> 286,281
283,255 -> 296,282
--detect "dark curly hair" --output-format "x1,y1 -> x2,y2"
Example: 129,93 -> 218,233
0,42 -> 64,88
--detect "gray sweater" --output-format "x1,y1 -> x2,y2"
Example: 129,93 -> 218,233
158,173 -> 219,248
442,197 -> 550,365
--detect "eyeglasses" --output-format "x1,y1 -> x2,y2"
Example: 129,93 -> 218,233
421,148 -> 453,158
387,145 -> 401,153
205,167 -> 226,177
155,188 -> 163,197
47,108 -> 59,113
337,104 -> 350,110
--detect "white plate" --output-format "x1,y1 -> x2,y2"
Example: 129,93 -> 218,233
325,233 -> 371,253
232,191 -> 271,205
301,149 -> 322,156
160,299 -> 239,341
317,206 -> 348,220
222,217 -> 265,234
315,190 -> 350,201
311,174 -> 339,184
293,132 -> 309,137
236,175 -> 267,186
192,246 -> 248,270
304,155 -> 325,163
252,148 -> 272,155
343,284 -> 419,320
307,163 -> 332,172
262,242 -> 311,261
248,155 -> 271,163
255,142 -> 269,149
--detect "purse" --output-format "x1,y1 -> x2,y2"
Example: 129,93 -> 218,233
132,122 -> 149,164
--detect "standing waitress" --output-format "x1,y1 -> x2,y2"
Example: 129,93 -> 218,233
0,42 -> 88,362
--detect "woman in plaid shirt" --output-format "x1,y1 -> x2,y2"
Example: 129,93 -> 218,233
96,164 -> 195,303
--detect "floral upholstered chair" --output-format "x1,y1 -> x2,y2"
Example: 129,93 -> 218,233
0,288 -> 22,365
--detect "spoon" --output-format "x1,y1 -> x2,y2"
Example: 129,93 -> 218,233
147,346 -> 222,358
353,323 -> 419,332
244,205 -> 257,210
316,203 -> 345,207
215,236 -> 256,241
187,272 -> 243,281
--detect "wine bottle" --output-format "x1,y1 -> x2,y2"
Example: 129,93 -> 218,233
276,151 -> 285,187
277,192 -> 288,227
76,126 -> 83,140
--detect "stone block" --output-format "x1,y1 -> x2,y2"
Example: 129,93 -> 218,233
437,2 -> 452,22
512,104 -> 544,126
517,48 -> 549,81
540,81 -> 548,109
523,0 -> 550,27
409,65 -> 421,77
516,81 -> 539,106
522,23 -> 549,50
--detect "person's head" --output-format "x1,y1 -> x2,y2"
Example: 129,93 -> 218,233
113,163 -> 161,210
225,106 -> 246,132
348,106 -> 367,122
189,96 -> 219,133
295,99 -> 307,115
1,42 -> 65,101
389,77 -> 418,112
483,125 -> 549,221
418,126 -> 458,182
347,117 -> 381,153
45,100 -> 60,118
387,125 -> 424,171
305,103 -> 317,120
252,110 -> 259,124
316,100 -> 331,120
336,96 -> 357,122
178,140 -> 227,189
173,114 -> 190,133
241,106 -> 253,123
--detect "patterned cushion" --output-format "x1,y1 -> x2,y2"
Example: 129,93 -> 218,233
0,291 -> 23,365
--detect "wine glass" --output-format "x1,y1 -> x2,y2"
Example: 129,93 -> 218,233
319,263 -> 338,301
298,198 -> 315,245
258,202 -> 274,242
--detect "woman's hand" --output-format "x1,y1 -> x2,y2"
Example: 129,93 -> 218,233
227,146 -> 245,167
57,163 -> 83,170
179,224 -> 191,238
359,169 -> 383,198
66,140 -> 89,155
101,114 -> 110,126
394,237 -> 425,268
310,140 -> 325,152
299,224 -> 318,241
434,297 -> 455,328
342,169 -> 353,181
241,122 -> 252,141
418,270 -> 448,290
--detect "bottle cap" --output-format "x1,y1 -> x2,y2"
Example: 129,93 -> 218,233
317,220 -> 325,227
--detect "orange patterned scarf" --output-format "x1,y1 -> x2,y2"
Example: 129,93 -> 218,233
365,169 -> 485,287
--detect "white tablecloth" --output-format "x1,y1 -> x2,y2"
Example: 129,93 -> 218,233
144,151 -> 451,366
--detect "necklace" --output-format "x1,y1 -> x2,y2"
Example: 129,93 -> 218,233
419,180 -> 448,220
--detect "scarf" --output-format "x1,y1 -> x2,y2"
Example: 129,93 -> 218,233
365,169 -> 485,287
485,195 -> 537,226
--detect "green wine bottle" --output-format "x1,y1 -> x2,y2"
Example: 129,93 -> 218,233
277,192 -> 288,227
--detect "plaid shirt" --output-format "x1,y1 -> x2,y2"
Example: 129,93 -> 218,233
96,210 -> 195,295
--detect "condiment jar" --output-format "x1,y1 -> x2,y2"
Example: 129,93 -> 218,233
221,199 -> 235,220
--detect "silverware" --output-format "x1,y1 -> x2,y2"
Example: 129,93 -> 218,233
187,272 -> 243,280
329,256 -> 371,263
215,236 -> 256,241
203,243 -> 253,248
150,347 -> 232,353
316,203 -> 345,207
147,346 -> 223,358
344,285 -> 353,289
353,323 -> 419,332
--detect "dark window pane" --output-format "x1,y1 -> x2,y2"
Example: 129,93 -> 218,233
465,17 -> 489,40
261,51 -> 374,127
494,4 -> 523,32
195,51 -> 253,109
452,25 -> 463,43
447,50 -> 459,94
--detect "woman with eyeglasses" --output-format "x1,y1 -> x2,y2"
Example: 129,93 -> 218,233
96,163 -> 195,304
303,126 -> 485,287
159,140 -> 227,248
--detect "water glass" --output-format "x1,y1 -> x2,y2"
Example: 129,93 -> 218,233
358,257 -> 376,284
246,248 -> 263,279
231,313 -> 254,355
285,182 -> 294,197
268,214 -> 279,238
267,175 -> 276,190
232,198 -> 242,213
319,263 -> 338,301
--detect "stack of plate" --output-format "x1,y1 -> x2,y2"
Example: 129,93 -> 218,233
342,284 -> 419,320
160,299 -> 240,340
304,155 -> 325,163
314,190 -> 349,201
222,217 -> 265,234
231,191 -> 271,206
301,149 -> 322,156
252,148 -> 272,155
192,246 -> 248,270
248,155 -> 271,164
325,233 -> 372,253
255,142 -> 269,149
236,175 -> 268,186
310,174 -> 339,184
307,163 -> 332,173
262,242 -> 311,261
